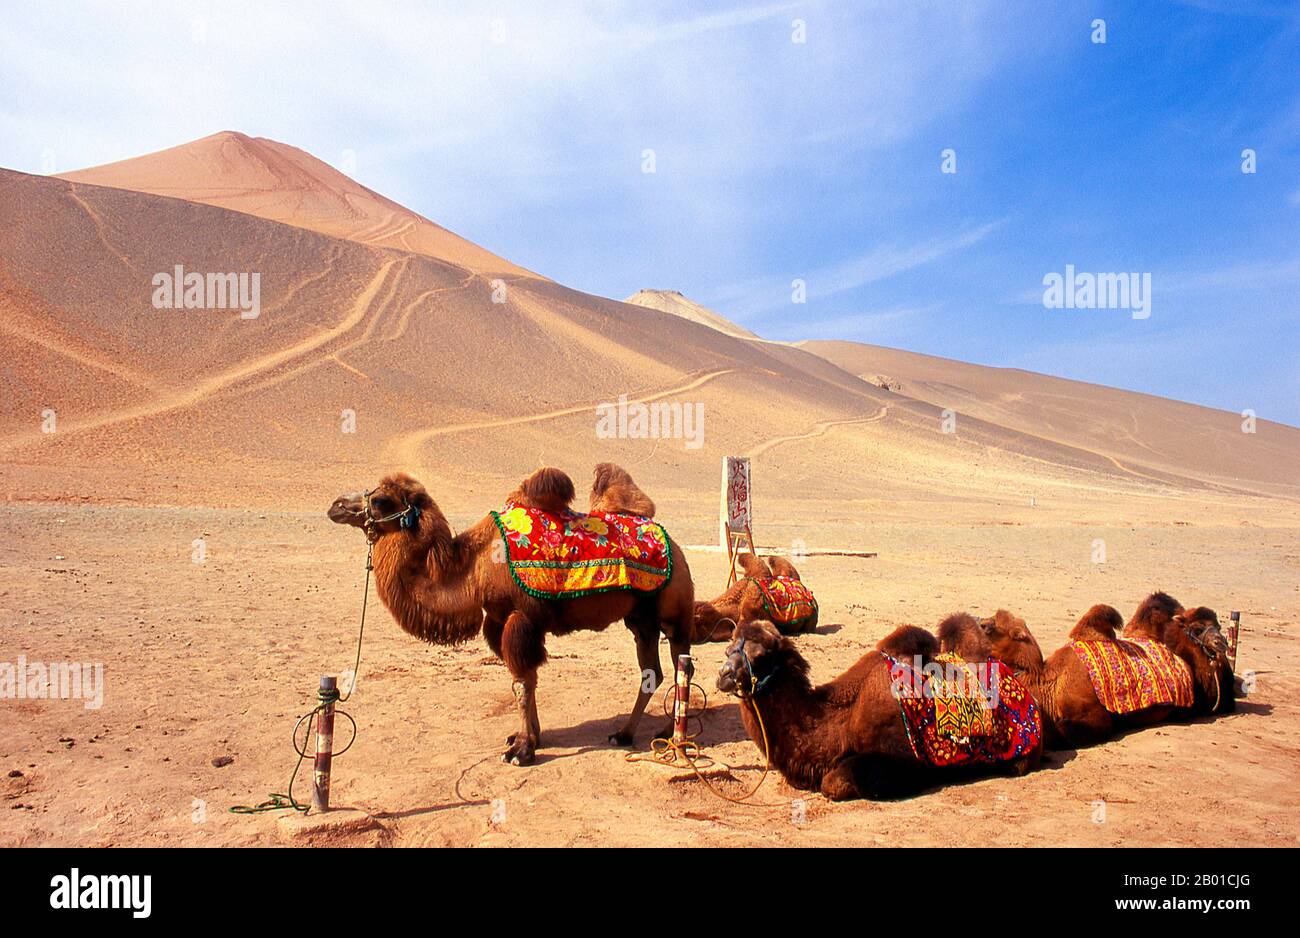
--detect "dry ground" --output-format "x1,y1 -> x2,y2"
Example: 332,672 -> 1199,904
2,497 -> 1296,847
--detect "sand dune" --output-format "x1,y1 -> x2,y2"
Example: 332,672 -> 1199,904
58,131 -> 538,279
2,132 -> 1297,519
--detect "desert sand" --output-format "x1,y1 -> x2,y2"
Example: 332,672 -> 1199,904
1,134 -> 1297,846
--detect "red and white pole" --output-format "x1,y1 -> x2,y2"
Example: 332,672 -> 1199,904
1226,611 -> 1241,671
312,675 -> 337,813
672,655 -> 693,745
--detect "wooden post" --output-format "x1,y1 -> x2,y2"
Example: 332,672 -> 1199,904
1226,611 -> 1241,671
671,655 -> 693,745
312,675 -> 337,813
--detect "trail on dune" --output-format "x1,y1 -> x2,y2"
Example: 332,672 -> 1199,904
745,406 -> 890,459
0,258 -> 403,449
63,183 -> 148,278
0,315 -> 164,392
229,265 -> 478,399
388,368 -> 737,468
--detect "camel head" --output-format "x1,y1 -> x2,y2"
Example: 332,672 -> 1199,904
977,609 -> 1045,673
1170,606 -> 1235,714
691,601 -> 736,643
328,472 -> 434,543
716,619 -> 807,695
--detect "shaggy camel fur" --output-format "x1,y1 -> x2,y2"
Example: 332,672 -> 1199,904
978,596 -> 1234,750
328,465 -> 693,765
692,553 -> 818,642
1123,591 -> 1235,714
715,617 -> 1039,800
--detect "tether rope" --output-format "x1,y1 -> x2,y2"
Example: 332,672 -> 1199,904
229,545 -> 370,814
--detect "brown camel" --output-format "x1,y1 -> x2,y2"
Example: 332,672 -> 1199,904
1123,591 -> 1235,713
714,616 -> 1041,800
692,553 -> 818,642
328,465 -> 694,765
977,596 -> 1234,750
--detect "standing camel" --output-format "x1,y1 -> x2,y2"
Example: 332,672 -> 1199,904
328,465 -> 694,764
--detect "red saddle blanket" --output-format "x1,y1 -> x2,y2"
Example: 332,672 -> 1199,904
883,652 -> 1042,769
490,502 -> 672,600
754,576 -> 818,628
1070,637 -> 1194,714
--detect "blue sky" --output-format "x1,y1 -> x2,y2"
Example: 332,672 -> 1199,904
2,1 -> 1297,424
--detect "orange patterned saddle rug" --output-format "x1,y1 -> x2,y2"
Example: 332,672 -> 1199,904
490,502 -> 672,600
754,576 -> 818,629
1070,637 -> 1194,714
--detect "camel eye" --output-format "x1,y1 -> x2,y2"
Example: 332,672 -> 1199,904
372,497 -> 394,513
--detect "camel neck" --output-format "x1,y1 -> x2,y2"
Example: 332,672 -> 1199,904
740,664 -> 838,791
369,523 -> 488,645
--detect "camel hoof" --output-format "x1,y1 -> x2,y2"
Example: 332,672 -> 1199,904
608,731 -> 633,747
502,736 -> 536,766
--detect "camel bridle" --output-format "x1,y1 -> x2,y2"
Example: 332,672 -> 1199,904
729,640 -> 776,698
349,488 -> 422,542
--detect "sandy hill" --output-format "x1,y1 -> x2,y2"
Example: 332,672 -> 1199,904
2,133 -> 1297,524
802,339 -> 1300,499
57,131 -> 537,279
624,289 -> 759,339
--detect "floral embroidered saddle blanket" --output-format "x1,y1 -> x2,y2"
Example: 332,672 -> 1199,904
1070,637 -> 1194,714
490,502 -> 672,600
883,652 -> 1042,769
753,576 -> 818,629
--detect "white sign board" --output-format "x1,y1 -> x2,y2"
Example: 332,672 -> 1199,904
719,456 -> 752,547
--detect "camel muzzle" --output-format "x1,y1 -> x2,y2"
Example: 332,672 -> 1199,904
328,493 -> 367,527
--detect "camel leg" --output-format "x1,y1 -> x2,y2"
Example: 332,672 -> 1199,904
608,627 -> 661,746
501,611 -> 545,765
820,758 -> 863,801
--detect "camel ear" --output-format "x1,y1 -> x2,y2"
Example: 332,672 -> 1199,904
512,467 -> 575,513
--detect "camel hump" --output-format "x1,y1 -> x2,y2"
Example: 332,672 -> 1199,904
1126,590 -> 1183,638
937,612 -> 992,660
1070,604 -> 1124,642
737,552 -> 772,579
877,624 -> 939,661
766,555 -> 801,580
588,463 -> 656,518
510,467 -> 576,513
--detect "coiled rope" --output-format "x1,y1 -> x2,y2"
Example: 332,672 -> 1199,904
229,545 -> 370,814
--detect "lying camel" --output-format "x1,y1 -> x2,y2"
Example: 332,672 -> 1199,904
715,616 -> 1041,800
328,465 -> 693,765
692,553 -> 818,642
1123,591 -> 1235,713
977,597 -> 1233,750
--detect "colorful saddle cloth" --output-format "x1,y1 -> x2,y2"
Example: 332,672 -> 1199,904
1070,637 -> 1194,714
754,576 -> 818,629
490,502 -> 672,600
884,652 -> 1042,769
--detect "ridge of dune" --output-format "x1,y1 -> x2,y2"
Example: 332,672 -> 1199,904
801,337 -> 1300,494
57,130 -> 538,279
624,289 -> 760,339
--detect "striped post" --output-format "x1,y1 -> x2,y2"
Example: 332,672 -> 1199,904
312,675 -> 337,813
1226,611 -> 1241,671
672,655 -> 693,745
